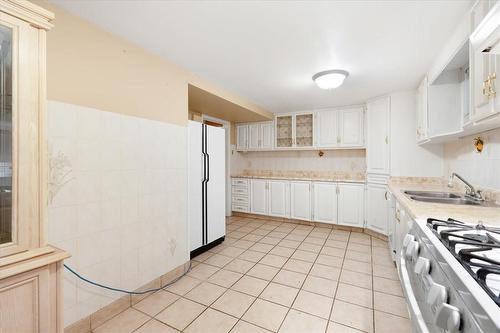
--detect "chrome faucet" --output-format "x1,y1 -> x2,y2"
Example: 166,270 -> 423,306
448,173 -> 483,201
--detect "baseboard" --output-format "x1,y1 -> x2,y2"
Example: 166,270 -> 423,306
232,212 -> 388,241
64,261 -> 190,333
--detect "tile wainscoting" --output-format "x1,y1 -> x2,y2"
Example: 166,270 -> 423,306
231,149 -> 366,175
444,127 -> 500,190
47,101 -> 189,327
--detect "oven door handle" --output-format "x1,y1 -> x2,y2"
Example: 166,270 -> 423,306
399,253 -> 430,333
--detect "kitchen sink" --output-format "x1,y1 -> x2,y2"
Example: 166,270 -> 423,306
408,196 -> 483,206
404,190 -> 500,207
403,190 -> 461,198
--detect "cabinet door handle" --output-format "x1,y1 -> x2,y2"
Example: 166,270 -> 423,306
385,136 -> 389,144
384,191 -> 388,200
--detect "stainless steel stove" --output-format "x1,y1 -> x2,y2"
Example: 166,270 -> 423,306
399,217 -> 500,333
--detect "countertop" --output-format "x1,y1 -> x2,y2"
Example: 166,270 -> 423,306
231,172 -> 365,183
388,178 -> 500,226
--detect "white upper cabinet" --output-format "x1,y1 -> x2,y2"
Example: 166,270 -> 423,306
248,123 -> 261,150
236,121 -> 273,151
316,107 -> 364,148
236,124 -> 248,151
290,181 -> 311,221
312,182 -> 337,224
470,1 -> 500,126
337,183 -> 364,227
275,114 -> 293,148
339,108 -> 364,147
268,180 -> 289,218
250,179 -> 268,215
366,97 -> 390,175
366,183 -> 389,235
275,112 -> 314,149
416,77 -> 429,142
316,109 -> 338,147
295,113 -> 314,148
261,122 -> 274,149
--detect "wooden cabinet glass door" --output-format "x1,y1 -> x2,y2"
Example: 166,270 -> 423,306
0,13 -> 43,258
0,23 -> 12,247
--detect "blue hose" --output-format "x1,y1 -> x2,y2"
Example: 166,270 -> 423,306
63,262 -> 191,295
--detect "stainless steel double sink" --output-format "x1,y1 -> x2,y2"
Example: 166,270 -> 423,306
403,190 -> 500,207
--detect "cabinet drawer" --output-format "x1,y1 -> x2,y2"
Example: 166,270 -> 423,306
232,186 -> 249,195
232,203 -> 249,212
232,179 -> 249,186
232,195 -> 249,205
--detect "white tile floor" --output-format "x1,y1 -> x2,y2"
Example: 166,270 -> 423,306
91,216 -> 411,333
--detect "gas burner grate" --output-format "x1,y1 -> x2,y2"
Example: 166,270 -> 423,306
426,218 -> 500,307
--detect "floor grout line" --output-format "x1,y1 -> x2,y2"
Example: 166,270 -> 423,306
106,217 -> 407,333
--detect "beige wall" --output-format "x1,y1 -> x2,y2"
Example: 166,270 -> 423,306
36,1 -> 272,127
38,1 -> 190,126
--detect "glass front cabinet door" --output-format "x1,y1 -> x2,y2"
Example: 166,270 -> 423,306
275,112 -> 314,149
0,8 -> 51,258
275,114 -> 293,148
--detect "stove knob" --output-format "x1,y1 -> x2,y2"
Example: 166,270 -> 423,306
402,234 -> 415,249
434,303 -> 461,333
414,257 -> 431,277
427,282 -> 447,310
405,240 -> 420,262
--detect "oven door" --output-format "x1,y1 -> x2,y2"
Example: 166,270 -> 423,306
399,251 -> 430,333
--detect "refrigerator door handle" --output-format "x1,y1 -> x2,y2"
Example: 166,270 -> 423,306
201,154 -> 205,181
206,152 -> 210,182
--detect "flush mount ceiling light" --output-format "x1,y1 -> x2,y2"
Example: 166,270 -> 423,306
312,69 -> 349,90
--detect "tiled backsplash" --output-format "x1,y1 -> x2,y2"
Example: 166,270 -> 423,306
231,149 -> 366,174
444,127 -> 500,191
47,101 -> 188,326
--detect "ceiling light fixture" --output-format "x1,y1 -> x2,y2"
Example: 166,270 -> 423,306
312,69 -> 349,90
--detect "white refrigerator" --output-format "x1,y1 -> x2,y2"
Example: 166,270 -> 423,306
188,121 -> 226,257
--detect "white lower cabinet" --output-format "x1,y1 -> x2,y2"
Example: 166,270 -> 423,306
312,182 -> 337,224
268,180 -> 290,218
239,178 -> 371,230
337,183 -> 364,227
251,179 -> 268,215
290,181 -> 312,221
366,183 -> 389,234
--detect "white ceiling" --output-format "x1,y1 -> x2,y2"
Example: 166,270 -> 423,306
51,0 -> 472,113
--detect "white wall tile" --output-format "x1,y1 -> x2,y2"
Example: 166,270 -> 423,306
444,127 -> 500,190
47,101 -> 188,327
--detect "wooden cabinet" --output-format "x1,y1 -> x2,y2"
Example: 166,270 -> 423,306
0,3 -> 69,332
290,181 -> 311,221
416,77 -> 429,142
268,180 -> 289,218
250,179 -> 268,215
236,124 -> 248,151
366,96 -> 390,175
337,183 -> 364,227
366,183 -> 389,235
312,182 -> 337,224
0,6 -> 50,258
